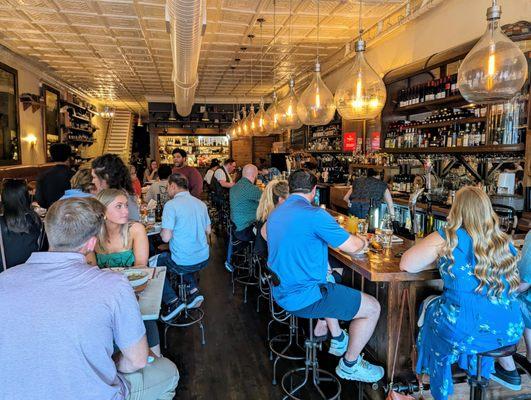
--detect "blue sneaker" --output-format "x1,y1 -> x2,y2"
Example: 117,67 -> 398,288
329,330 -> 349,357
336,355 -> 384,383
161,299 -> 186,322
186,292 -> 205,309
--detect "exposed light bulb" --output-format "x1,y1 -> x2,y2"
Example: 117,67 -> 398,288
264,92 -> 282,134
254,99 -> 268,136
334,39 -> 386,120
457,1 -> 527,104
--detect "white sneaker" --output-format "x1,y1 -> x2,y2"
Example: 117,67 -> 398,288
328,330 -> 349,357
336,355 -> 384,383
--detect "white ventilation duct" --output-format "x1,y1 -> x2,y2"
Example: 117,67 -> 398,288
166,0 -> 206,116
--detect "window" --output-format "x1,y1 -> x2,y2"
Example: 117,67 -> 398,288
0,63 -> 20,165
42,84 -> 60,161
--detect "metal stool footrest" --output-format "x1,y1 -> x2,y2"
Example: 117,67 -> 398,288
163,308 -> 206,347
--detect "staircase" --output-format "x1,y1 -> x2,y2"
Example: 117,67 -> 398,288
103,110 -> 134,164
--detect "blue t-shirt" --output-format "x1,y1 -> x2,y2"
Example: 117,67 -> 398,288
266,195 -> 350,311
162,191 -> 211,266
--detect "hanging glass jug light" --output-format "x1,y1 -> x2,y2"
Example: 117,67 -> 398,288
235,107 -> 243,137
278,78 -> 303,130
334,0 -> 386,120
264,0 -> 281,134
297,0 -> 335,126
457,0 -> 528,104
247,103 -> 257,135
240,107 -> 250,137
253,18 -> 268,136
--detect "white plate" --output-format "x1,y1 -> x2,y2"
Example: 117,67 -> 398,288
123,270 -> 150,287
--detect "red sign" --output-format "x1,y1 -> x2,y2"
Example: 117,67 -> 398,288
370,131 -> 381,151
343,131 -> 357,152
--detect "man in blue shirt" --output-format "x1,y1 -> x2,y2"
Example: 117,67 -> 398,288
158,173 -> 211,321
265,169 -> 384,383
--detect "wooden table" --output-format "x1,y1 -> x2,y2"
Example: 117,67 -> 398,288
326,209 -> 441,388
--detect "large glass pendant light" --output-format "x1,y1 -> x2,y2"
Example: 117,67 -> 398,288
457,0 -> 528,104
247,103 -> 257,135
297,0 -> 336,126
264,0 -> 281,134
235,105 -> 243,137
240,107 -> 250,137
278,78 -> 303,129
277,0 -> 302,130
254,18 -> 268,136
334,0 -> 386,120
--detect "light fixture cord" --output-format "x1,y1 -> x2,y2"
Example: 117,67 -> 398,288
358,0 -> 363,38
260,20 -> 263,91
273,0 -> 277,91
250,35 -> 253,104
316,0 -> 320,62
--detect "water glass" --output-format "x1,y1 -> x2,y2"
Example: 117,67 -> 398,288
357,219 -> 368,236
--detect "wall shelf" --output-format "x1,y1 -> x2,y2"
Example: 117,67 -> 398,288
394,95 -> 469,115
412,116 -> 486,130
382,144 -> 525,155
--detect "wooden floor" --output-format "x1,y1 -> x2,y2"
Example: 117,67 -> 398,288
161,233 -> 531,400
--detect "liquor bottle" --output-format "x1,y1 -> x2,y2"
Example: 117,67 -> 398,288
426,201 -> 435,235
463,124 -> 470,147
479,122 -> 486,145
155,194 -> 163,222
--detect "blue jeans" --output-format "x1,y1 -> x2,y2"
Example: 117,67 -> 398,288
157,252 -> 209,304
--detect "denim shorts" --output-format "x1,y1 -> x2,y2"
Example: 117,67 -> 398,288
291,282 -> 362,321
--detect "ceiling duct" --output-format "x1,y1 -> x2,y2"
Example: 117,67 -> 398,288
166,0 -> 206,117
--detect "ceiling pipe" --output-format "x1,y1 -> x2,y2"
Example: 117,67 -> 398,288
166,0 -> 206,116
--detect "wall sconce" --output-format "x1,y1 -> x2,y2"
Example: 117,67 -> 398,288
23,134 -> 38,146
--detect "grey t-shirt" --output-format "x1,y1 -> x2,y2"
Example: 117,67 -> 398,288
0,252 -> 146,400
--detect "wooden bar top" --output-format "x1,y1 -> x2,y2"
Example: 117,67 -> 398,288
327,208 -> 440,283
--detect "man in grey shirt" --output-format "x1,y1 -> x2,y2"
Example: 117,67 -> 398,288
0,197 -> 179,400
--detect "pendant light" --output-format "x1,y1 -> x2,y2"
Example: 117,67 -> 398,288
254,18 -> 268,136
235,102 -> 243,137
137,114 -> 143,127
297,0 -> 336,126
168,98 -> 177,121
264,0 -> 281,134
334,0 -> 386,120
245,34 -> 258,136
278,0 -> 302,130
457,0 -> 528,104
241,106 -> 250,137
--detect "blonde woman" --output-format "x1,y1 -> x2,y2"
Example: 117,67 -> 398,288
255,180 -> 289,257
87,189 -> 159,355
400,186 -> 523,400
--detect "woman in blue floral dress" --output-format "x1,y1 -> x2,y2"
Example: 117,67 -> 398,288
400,186 -> 523,400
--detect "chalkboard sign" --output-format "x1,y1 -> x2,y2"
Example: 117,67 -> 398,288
290,126 -> 308,150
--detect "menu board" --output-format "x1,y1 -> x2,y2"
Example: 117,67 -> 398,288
290,127 -> 307,150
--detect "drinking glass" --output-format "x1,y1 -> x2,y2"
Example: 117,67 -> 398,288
357,219 -> 368,236
381,216 -> 394,249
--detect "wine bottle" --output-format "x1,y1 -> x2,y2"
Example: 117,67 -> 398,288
155,194 -> 163,222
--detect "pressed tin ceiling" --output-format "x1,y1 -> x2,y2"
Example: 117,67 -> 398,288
0,0 -> 413,113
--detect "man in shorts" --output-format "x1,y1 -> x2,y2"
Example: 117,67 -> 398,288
265,169 -> 384,382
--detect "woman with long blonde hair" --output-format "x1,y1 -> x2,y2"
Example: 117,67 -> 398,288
400,186 -> 523,400
254,179 -> 289,257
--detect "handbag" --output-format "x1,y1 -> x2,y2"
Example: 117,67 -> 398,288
386,288 -> 424,400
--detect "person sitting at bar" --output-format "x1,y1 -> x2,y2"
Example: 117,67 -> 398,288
494,229 -> 531,390
257,157 -> 281,185
157,174 -> 210,322
130,164 -> 142,198
171,148 -> 203,198
265,169 -> 384,382
0,179 -> 45,271
229,164 -> 262,242
35,143 -> 74,209
60,168 -> 94,200
143,159 -> 159,184
92,153 -> 140,221
145,164 -> 172,205
255,179 -> 289,258
400,186 -> 522,400
0,197 -> 179,399
343,168 -> 395,219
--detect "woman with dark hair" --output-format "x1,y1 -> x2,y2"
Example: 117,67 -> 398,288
0,179 -> 45,271
91,154 -> 140,221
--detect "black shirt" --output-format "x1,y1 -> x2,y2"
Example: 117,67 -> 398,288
35,164 -> 74,209
0,214 -> 45,270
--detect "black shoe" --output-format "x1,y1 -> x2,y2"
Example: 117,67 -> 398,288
490,362 -> 521,391
186,291 -> 205,309
160,299 -> 186,322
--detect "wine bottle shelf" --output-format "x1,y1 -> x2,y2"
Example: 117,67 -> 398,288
382,144 -> 525,154
412,116 -> 486,129
395,95 -> 469,115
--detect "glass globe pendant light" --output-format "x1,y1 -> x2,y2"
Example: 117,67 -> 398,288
278,78 -> 303,130
334,0 -> 386,120
240,106 -> 250,137
263,0 -> 281,134
253,18 -> 268,136
235,108 -> 243,137
297,0 -> 335,126
457,0 -> 528,104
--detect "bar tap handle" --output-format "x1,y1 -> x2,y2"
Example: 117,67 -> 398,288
408,188 -> 424,236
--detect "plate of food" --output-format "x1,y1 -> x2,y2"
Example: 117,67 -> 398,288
123,270 -> 150,288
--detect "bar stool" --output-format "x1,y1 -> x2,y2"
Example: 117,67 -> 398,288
161,271 -> 206,348
281,318 -> 341,400
256,256 -> 270,313
468,344 -> 517,400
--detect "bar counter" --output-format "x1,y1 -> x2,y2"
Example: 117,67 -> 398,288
326,208 -> 442,394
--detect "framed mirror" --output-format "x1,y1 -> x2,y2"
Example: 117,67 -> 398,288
41,83 -> 60,161
0,62 -> 20,165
